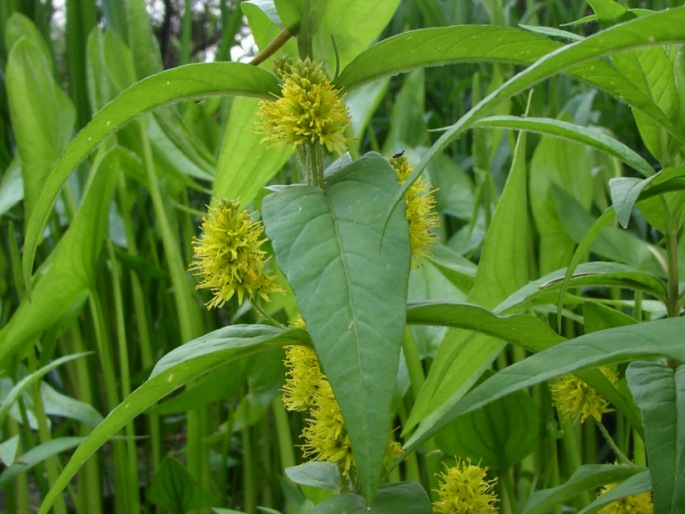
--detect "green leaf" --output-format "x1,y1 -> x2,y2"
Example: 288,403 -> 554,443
36,325 -> 309,514
22,62 -> 280,298
0,437 -> 86,487
0,149 -> 118,363
404,317 -> 685,451
125,0 -> 163,79
496,261 -> 668,314
436,371 -> 539,469
6,36 -> 75,221
371,482 -> 432,514
312,494 -> 367,514
213,97 -> 293,207
0,435 -> 19,467
262,153 -> 411,501
577,471 -> 652,514
473,115 -> 654,177
626,361 -> 685,513
147,457 -> 220,514
382,70 -> 428,154
406,127 -> 530,437
315,0 -> 401,72
391,10 -> 685,213
406,302 -> 564,353
521,464 -> 645,514
285,462 -> 340,492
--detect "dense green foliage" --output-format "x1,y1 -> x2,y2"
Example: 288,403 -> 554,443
1,0 -> 684,513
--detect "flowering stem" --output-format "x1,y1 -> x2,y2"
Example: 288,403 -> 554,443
250,28 -> 293,67
597,421 -> 634,466
252,302 -> 286,329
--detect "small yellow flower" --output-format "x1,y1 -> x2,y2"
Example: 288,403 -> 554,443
598,483 -> 654,513
300,380 -> 355,477
433,458 -> 498,514
256,57 -> 350,155
389,153 -> 439,267
550,366 -> 619,424
282,344 -> 324,412
189,199 -> 281,309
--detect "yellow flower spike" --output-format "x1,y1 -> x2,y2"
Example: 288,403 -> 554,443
256,57 -> 350,155
433,458 -> 499,514
282,343 -> 324,412
598,483 -> 654,513
550,366 -> 619,424
300,380 -> 355,477
389,153 -> 439,267
189,199 -> 281,309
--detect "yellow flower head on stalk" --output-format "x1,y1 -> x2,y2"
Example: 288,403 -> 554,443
300,380 -> 355,477
282,316 -> 324,412
433,458 -> 499,514
389,153 -> 439,267
550,366 -> 619,424
189,199 -> 281,309
598,483 -> 654,513
256,57 -> 350,155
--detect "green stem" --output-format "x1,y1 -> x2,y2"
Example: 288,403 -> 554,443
597,421 -> 634,466
253,301 -> 286,328
500,468 -> 520,514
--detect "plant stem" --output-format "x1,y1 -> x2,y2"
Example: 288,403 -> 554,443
597,421 -> 634,466
500,468 -> 520,514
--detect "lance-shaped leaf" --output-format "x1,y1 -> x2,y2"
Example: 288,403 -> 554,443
626,361 -> 685,513
404,317 -> 685,451
22,62 -> 280,298
36,325 -> 309,514
262,153 -> 411,501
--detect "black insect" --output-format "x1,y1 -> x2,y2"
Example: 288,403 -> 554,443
392,150 -> 405,159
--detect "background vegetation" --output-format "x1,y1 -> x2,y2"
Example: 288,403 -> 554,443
0,0 -> 684,513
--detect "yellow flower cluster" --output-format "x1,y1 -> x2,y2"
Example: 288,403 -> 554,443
433,458 -> 498,514
257,58 -> 350,155
282,319 -> 354,476
598,483 -> 654,513
389,153 -> 439,267
189,199 -> 281,308
550,366 -> 618,424
282,316 -> 401,478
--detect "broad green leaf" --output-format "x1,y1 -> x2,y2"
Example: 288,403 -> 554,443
273,0 -> 304,30
435,372 -> 540,468
586,0 -> 628,21
22,62 -> 280,297
213,97 -> 292,207
285,462 -> 340,492
36,325 -> 309,514
404,317 -> 685,451
0,435 -> 19,467
0,148 -> 118,363
262,153 -> 411,501
4,13 -> 54,72
40,382 -> 103,428
147,457 -> 220,513
6,36 -> 75,221
626,361 -> 685,513
473,115 -> 654,177
577,471 -> 652,514
0,437 -> 86,487
521,464 -> 645,514
406,302 -> 564,353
